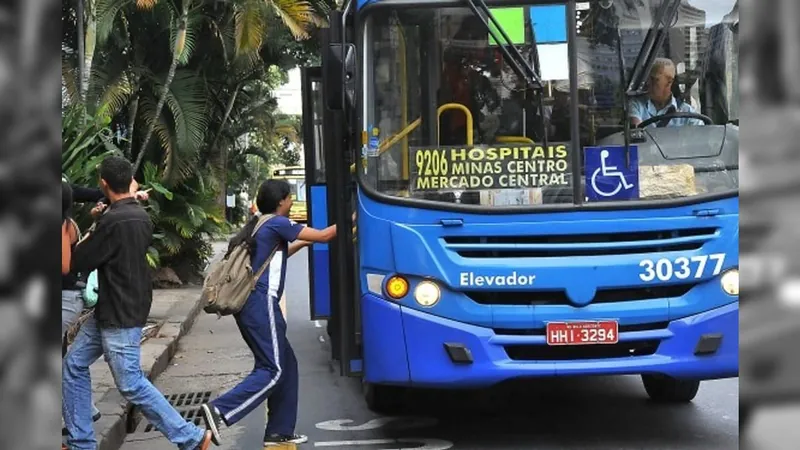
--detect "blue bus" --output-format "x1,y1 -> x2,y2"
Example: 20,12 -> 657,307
302,0 -> 739,412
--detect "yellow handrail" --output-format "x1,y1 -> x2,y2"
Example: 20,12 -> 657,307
496,135 -> 534,144
350,103 -> 474,173
437,103 -> 474,146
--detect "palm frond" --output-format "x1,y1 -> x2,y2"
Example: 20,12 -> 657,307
234,1 -> 265,56
265,0 -> 318,40
160,70 -> 208,153
136,0 -> 159,10
95,0 -> 128,46
138,94 -> 180,180
85,46 -> 131,114
62,53 -> 80,107
97,72 -> 133,120
171,9 -> 201,65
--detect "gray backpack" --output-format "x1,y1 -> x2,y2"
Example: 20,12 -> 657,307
201,214 -> 278,316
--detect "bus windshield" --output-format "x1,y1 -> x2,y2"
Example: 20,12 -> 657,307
360,0 -> 739,207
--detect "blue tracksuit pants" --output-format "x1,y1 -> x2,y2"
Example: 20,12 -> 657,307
211,289 -> 299,436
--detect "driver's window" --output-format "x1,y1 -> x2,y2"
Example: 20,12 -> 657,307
576,1 -> 739,140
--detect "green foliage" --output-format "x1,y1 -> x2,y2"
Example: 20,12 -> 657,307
61,104 -> 121,229
62,0 -> 332,280
140,162 -> 230,278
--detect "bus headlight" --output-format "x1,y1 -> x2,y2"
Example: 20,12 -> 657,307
720,269 -> 739,296
778,278 -> 800,308
414,280 -> 440,307
385,276 -> 409,300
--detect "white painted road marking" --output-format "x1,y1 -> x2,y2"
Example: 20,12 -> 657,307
316,417 -> 438,431
314,438 -> 453,449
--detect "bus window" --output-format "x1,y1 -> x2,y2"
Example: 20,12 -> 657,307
361,0 -> 738,206
363,3 -> 574,205
578,0 -> 738,199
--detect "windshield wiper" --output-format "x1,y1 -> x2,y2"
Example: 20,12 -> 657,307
625,0 -> 681,95
463,0 -> 543,90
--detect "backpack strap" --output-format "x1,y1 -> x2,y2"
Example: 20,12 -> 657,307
251,213 -> 279,283
251,214 -> 275,237
253,244 -> 280,281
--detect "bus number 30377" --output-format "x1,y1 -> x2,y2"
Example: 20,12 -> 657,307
638,253 -> 727,282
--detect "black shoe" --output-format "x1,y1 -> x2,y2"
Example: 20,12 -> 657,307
62,412 -> 101,436
263,433 -> 308,446
200,403 -> 223,445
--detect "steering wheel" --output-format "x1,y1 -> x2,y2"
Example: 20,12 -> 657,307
636,111 -> 714,128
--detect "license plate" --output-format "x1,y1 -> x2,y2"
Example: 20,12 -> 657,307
545,321 -> 619,346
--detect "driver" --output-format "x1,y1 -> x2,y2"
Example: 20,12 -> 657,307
629,58 -> 705,128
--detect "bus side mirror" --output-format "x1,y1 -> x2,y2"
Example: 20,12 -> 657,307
324,43 -> 357,111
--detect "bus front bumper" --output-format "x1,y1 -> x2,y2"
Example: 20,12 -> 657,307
361,294 -> 738,388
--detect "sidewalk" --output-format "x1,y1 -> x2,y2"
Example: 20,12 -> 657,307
83,288 -> 209,450
62,241 -> 228,450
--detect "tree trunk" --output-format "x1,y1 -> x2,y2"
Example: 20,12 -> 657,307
124,89 -> 140,158
133,1 -> 189,173
212,84 -> 241,212
76,0 -> 85,102
82,0 -> 97,103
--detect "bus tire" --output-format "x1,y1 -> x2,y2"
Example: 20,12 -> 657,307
363,382 -> 404,414
641,374 -> 700,403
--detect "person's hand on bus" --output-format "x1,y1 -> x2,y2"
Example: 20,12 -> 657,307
352,211 -> 357,223
297,224 -> 337,243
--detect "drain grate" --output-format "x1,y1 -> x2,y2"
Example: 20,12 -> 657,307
143,407 -> 204,432
164,391 -> 213,408
133,391 -> 214,434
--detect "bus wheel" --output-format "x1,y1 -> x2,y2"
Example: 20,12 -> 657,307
363,382 -> 404,414
641,374 -> 700,403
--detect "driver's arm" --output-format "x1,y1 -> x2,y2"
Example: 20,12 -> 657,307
628,98 -> 644,126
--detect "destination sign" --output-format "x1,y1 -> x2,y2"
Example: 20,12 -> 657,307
409,144 -> 571,191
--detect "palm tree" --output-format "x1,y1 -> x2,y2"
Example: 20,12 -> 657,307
61,0 -> 332,275
65,0 -> 325,178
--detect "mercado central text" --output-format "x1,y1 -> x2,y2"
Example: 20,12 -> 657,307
410,144 -> 570,191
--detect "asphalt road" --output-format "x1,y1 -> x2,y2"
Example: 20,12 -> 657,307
121,247 -> 764,450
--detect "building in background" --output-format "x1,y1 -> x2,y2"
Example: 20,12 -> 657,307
274,67 -> 303,115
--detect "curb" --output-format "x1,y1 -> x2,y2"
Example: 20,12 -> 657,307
95,291 -> 206,450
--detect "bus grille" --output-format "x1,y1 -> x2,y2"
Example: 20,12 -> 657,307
465,284 -> 696,306
503,340 -> 661,361
443,228 -> 719,258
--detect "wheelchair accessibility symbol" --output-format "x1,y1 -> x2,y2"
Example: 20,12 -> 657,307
584,145 -> 639,201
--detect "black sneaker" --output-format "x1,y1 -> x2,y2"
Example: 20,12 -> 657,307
62,411 -> 101,436
200,404 -> 223,445
263,434 -> 308,446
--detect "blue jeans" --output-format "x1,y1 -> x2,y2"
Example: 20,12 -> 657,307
61,290 -> 100,419
62,317 -> 205,450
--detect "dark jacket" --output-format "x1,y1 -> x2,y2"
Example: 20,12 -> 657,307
71,197 -> 153,328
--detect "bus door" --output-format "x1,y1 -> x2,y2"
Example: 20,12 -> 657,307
301,12 -> 361,377
301,67 -> 330,322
